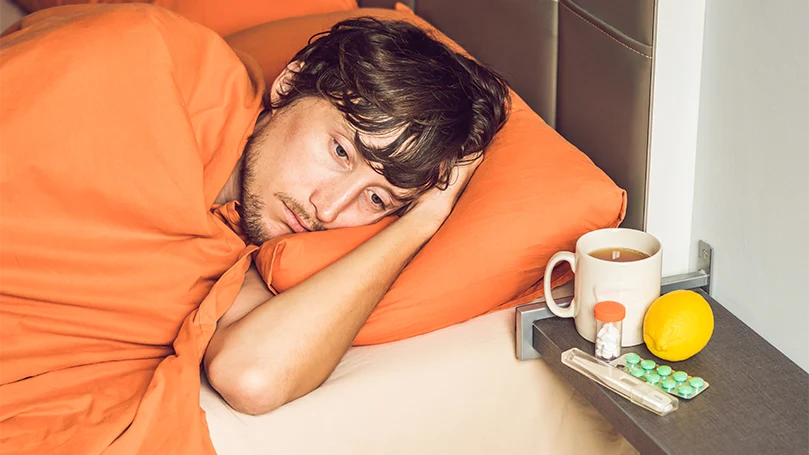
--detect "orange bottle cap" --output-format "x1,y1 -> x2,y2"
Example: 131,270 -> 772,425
594,301 -> 626,322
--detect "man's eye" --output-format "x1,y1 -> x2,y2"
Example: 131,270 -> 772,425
370,192 -> 386,209
334,141 -> 348,159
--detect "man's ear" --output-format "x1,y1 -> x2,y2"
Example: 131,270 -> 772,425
269,61 -> 303,105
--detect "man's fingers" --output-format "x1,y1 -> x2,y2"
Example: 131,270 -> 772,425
409,153 -> 485,210
451,154 -> 484,190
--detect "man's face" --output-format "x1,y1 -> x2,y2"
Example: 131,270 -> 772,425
240,97 -> 413,245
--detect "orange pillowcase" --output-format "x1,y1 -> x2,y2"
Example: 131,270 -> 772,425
224,5 -> 627,345
12,0 -> 359,36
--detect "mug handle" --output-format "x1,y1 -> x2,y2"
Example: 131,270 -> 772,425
544,251 -> 576,318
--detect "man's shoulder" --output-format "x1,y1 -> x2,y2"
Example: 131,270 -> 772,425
3,3 -> 248,99
4,4 -> 224,58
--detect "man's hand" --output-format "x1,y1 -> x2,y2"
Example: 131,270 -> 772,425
205,155 -> 484,416
405,153 -> 484,231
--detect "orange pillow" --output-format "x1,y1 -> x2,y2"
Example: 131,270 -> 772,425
12,0 -> 359,36
224,5 -> 627,345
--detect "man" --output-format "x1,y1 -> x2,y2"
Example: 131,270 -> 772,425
0,5 -> 508,450
205,18 -> 510,415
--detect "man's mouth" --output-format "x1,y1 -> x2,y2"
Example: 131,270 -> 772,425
281,202 -> 310,233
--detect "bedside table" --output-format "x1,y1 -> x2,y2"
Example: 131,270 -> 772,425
527,290 -> 808,454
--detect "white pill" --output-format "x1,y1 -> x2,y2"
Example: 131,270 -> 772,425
601,333 -> 619,343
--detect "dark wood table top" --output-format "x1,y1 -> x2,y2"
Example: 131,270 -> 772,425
532,290 -> 809,455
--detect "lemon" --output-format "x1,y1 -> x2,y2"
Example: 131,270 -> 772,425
643,290 -> 714,361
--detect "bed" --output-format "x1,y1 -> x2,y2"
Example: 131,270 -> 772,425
202,0 -> 653,453
0,0 -> 654,453
201,301 -> 635,455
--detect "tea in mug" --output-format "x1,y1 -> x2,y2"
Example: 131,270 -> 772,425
589,247 -> 650,263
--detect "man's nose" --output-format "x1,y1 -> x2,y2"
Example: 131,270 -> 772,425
310,178 -> 365,225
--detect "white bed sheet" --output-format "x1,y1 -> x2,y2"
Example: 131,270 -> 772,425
201,309 -> 638,455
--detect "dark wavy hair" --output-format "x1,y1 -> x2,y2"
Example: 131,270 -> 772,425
271,17 -> 511,199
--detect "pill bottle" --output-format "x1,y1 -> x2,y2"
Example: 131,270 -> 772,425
594,301 -> 625,361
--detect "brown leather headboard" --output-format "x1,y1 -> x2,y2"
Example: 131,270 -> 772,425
359,0 -> 656,230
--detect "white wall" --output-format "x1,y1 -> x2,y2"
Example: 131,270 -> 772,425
690,0 -> 809,371
646,0 -> 706,277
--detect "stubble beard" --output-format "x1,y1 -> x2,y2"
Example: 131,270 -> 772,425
239,131 -> 325,245
239,133 -> 273,245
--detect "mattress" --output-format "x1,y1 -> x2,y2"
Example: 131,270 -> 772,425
201,308 -> 639,455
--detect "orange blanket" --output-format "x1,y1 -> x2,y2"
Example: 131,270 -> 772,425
0,5 -> 264,454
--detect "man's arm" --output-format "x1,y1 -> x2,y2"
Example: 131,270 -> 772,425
204,159 -> 480,415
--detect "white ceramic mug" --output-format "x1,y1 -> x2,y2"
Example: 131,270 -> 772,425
543,228 -> 662,346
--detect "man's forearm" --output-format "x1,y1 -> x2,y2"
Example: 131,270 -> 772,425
204,212 -> 440,415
